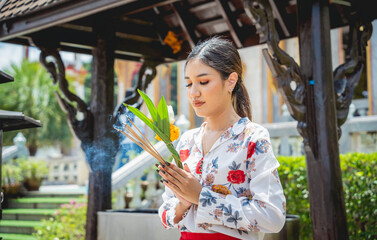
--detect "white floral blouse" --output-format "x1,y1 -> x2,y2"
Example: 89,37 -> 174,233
158,117 -> 286,240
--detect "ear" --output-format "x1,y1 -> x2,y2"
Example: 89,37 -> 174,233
227,72 -> 238,91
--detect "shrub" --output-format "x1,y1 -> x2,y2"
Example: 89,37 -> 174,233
1,164 -> 23,199
340,153 -> 377,239
34,199 -> 87,240
278,152 -> 377,240
17,158 -> 49,180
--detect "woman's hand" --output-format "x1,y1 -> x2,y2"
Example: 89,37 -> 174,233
158,163 -> 202,205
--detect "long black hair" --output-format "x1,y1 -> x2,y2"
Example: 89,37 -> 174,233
186,37 -> 252,120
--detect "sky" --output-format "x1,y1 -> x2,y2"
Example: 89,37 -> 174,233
0,42 -> 92,71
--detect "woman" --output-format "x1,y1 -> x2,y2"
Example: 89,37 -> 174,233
157,37 -> 286,240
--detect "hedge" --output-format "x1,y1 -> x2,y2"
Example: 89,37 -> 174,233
278,152 -> 377,240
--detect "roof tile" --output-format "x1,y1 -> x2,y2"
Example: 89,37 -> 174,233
0,0 -> 68,21
16,0 -> 26,8
1,4 -> 10,13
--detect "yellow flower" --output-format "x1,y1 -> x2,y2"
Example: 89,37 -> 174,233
155,124 -> 180,142
212,185 -> 231,196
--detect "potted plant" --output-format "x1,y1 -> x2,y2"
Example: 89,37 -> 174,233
1,164 -> 23,198
18,158 -> 49,191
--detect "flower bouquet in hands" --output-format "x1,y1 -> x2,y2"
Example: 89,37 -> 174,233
116,89 -> 183,169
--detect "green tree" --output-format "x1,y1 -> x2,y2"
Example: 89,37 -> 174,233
0,59 -> 72,155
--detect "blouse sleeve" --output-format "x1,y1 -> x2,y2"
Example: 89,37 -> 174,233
195,127 -> 286,233
158,184 -> 181,229
158,133 -> 190,229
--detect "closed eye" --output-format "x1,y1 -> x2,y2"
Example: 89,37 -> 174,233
185,81 -> 209,88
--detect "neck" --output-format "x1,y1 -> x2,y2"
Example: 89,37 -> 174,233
205,105 -> 241,132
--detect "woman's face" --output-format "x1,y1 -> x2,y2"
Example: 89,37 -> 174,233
185,58 -> 231,118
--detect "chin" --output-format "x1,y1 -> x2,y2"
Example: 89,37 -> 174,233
193,108 -> 206,118
194,109 -> 213,119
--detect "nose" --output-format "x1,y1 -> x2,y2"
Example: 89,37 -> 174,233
188,83 -> 200,98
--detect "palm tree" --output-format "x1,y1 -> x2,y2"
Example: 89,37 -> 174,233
0,59 -> 72,155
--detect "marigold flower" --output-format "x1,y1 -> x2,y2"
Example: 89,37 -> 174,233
155,124 -> 180,142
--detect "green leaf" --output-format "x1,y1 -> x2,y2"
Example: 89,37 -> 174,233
124,104 -> 154,130
137,89 -> 157,122
157,96 -> 170,139
124,103 -> 170,143
124,102 -> 183,169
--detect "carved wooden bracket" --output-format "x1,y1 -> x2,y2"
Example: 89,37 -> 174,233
113,59 -> 160,121
30,38 -> 94,153
334,19 -> 372,129
244,0 -> 308,142
245,0 -> 373,141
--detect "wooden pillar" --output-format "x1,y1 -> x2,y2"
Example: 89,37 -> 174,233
85,19 -> 117,240
297,0 -> 349,239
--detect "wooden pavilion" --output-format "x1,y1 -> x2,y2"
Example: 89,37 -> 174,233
0,0 -> 376,239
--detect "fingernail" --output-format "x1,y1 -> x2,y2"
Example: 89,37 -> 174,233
163,179 -> 168,183
166,162 -> 171,166
160,179 -> 163,183
155,164 -> 159,168
161,170 -> 166,174
156,169 -> 160,173
161,163 -> 166,168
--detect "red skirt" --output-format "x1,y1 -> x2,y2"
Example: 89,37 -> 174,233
180,232 -> 240,240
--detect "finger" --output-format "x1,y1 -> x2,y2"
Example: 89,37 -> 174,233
183,163 -> 191,173
159,165 -> 187,185
157,168 -> 178,184
163,162 -> 188,180
161,179 -> 184,196
157,167 -> 186,189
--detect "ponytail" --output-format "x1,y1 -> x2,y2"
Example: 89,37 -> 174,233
232,80 -> 252,120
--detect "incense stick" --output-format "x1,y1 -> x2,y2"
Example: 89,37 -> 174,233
115,128 -> 165,164
115,123 -> 167,165
124,117 -> 168,165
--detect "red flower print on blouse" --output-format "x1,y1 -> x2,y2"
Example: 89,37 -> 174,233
247,141 -> 256,159
195,158 -> 203,174
179,149 -> 190,162
161,210 -> 168,228
227,170 -> 246,184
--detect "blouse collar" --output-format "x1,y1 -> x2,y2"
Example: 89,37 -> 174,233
193,117 -> 250,156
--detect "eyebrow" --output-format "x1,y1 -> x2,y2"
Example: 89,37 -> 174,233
185,73 -> 210,79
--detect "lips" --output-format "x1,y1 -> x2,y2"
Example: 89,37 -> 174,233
192,100 -> 205,108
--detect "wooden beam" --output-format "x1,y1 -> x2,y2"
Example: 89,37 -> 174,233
60,20 -> 159,41
215,0 -> 242,48
114,20 -> 158,41
0,0 -> 138,41
195,17 -> 224,32
297,0 -> 349,239
189,1 -> 217,13
269,0 -> 291,37
27,26 -> 173,60
119,0 -> 180,16
171,2 -> 199,48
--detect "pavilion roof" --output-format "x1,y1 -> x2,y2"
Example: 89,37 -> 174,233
0,0 -> 373,63
0,0 -> 69,22
0,70 -> 13,83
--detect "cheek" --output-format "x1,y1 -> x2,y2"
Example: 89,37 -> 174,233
206,84 -> 227,103
205,83 -> 223,97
